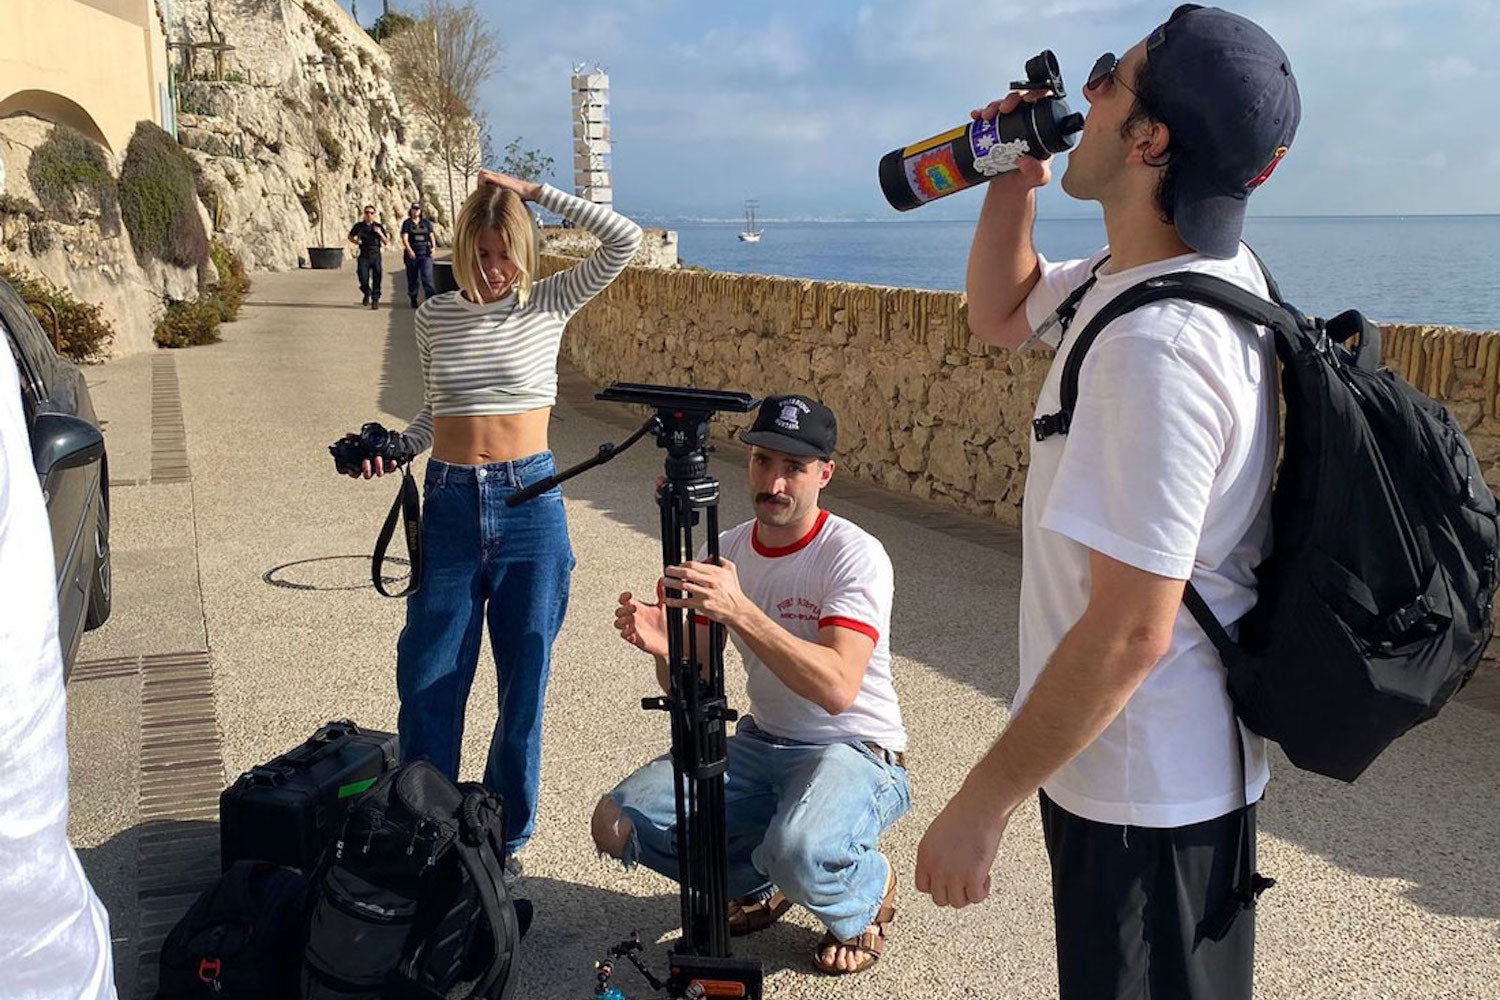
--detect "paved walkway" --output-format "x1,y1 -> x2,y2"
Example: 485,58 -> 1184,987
68,257 -> 1500,998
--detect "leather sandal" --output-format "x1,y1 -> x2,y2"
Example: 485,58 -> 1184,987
813,863 -> 896,975
727,890 -> 791,937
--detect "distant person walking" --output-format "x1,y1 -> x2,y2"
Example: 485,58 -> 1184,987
348,205 -> 391,310
401,202 -> 437,308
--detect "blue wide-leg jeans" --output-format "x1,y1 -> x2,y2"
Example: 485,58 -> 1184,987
396,453 -> 573,855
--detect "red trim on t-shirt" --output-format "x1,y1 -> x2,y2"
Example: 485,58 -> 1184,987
751,509 -> 830,558
819,616 -> 879,643
690,612 -> 711,626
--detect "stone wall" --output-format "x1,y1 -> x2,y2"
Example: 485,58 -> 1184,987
547,256 -> 1500,535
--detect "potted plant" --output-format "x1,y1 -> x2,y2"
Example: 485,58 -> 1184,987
299,111 -> 344,269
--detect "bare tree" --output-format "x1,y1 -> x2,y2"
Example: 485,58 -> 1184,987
386,0 -> 498,221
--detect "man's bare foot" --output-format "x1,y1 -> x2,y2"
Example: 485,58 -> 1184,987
814,857 -> 896,975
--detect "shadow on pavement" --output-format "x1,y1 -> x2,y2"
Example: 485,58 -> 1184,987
518,875 -> 826,999
379,300 -> 425,423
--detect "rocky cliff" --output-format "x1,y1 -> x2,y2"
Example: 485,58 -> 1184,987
0,116 -> 201,356
173,0 -> 448,272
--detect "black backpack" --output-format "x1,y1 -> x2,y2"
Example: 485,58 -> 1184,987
301,760 -> 526,1000
1034,259 -> 1500,927
155,861 -> 310,999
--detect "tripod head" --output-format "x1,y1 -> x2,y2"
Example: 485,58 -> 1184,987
507,383 -> 758,506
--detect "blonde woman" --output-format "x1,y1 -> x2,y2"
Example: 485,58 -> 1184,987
352,169 -> 641,870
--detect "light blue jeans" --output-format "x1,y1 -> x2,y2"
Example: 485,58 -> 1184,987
395,453 -> 573,855
607,717 -> 910,941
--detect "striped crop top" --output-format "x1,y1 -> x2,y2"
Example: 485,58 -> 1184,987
399,184 -> 643,453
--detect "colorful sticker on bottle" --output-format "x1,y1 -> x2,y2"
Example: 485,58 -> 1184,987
971,118 -> 1030,177
974,138 -> 1030,176
905,146 -> 964,202
903,124 -> 968,159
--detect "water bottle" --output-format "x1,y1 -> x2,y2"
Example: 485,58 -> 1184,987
879,50 -> 1085,211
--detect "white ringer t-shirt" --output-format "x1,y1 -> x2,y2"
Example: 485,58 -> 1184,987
712,511 -> 907,752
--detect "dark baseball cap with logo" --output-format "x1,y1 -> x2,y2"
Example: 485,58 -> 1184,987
740,394 -> 837,459
1144,4 -> 1300,258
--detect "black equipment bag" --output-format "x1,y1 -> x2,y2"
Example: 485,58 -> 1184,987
219,719 -> 399,872
154,861 -> 310,999
301,760 -> 526,1000
1034,262 -> 1500,782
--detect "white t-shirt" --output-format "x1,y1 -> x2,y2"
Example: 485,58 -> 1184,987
1017,245 -> 1277,828
711,510 -> 907,751
0,346 -> 116,999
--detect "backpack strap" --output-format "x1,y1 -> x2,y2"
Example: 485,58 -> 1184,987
453,789 -> 521,1000
1033,270 -> 1306,443
1016,255 -> 1111,353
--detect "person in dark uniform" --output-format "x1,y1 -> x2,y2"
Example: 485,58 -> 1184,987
348,205 -> 391,309
400,202 -> 437,308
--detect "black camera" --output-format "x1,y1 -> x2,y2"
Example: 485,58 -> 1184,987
329,422 -> 416,475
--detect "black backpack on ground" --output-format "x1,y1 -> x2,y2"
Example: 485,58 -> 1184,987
155,861 -> 310,999
1033,258 -> 1500,927
301,760 -> 527,1000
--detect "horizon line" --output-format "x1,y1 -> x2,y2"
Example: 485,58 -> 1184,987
635,211 -> 1500,225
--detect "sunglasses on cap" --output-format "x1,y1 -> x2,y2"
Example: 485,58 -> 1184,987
1085,52 -> 1142,102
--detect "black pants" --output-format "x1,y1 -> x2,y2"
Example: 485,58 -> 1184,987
357,254 -> 383,301
1040,791 -> 1256,1000
405,254 -> 435,300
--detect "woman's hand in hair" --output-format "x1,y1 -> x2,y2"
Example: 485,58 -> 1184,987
477,169 -> 542,202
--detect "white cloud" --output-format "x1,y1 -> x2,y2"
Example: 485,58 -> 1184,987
1428,55 -> 1479,82
673,19 -> 813,78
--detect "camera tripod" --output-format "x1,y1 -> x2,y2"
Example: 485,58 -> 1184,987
509,383 -> 764,1000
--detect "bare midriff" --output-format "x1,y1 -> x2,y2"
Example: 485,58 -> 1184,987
431,410 -> 552,465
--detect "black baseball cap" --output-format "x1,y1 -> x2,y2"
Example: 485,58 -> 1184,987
740,394 -> 837,459
1144,5 -> 1300,258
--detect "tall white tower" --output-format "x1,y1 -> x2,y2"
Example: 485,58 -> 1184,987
571,65 -> 612,207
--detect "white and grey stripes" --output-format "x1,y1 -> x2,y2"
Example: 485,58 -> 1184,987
400,184 -> 643,453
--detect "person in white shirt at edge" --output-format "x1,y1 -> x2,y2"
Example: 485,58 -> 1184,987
341,169 -> 642,877
591,395 -> 910,976
0,345 -> 116,999
914,7 -> 1299,1000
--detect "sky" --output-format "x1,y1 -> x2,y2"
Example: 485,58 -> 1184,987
334,1 -> 1500,222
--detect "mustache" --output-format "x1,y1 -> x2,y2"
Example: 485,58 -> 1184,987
756,493 -> 790,504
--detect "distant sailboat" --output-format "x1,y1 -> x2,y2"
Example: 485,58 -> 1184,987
738,200 -> 762,242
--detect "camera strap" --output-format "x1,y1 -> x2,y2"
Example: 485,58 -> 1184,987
372,466 -> 422,598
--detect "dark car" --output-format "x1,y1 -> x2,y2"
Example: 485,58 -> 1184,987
0,276 -> 111,675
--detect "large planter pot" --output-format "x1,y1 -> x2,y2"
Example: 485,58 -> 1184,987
308,247 -> 345,270
433,258 -> 458,294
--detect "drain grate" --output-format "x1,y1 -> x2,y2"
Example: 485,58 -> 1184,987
150,356 -> 190,484
132,650 -> 223,998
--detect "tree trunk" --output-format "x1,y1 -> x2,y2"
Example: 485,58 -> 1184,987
444,145 -> 456,227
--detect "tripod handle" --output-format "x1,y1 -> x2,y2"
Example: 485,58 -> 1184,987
506,417 -> 659,507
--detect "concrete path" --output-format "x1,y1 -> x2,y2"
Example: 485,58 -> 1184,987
67,255 -> 1500,999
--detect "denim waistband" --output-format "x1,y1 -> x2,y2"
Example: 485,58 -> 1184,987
427,451 -> 555,489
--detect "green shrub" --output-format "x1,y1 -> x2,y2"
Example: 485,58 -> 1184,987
0,193 -> 42,222
153,297 -> 222,348
0,262 -> 115,362
207,239 -> 252,322
119,122 -> 209,269
27,124 -> 118,224
316,126 -> 344,171
368,11 -> 415,42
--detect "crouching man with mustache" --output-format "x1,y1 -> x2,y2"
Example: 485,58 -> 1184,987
592,394 -> 910,976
